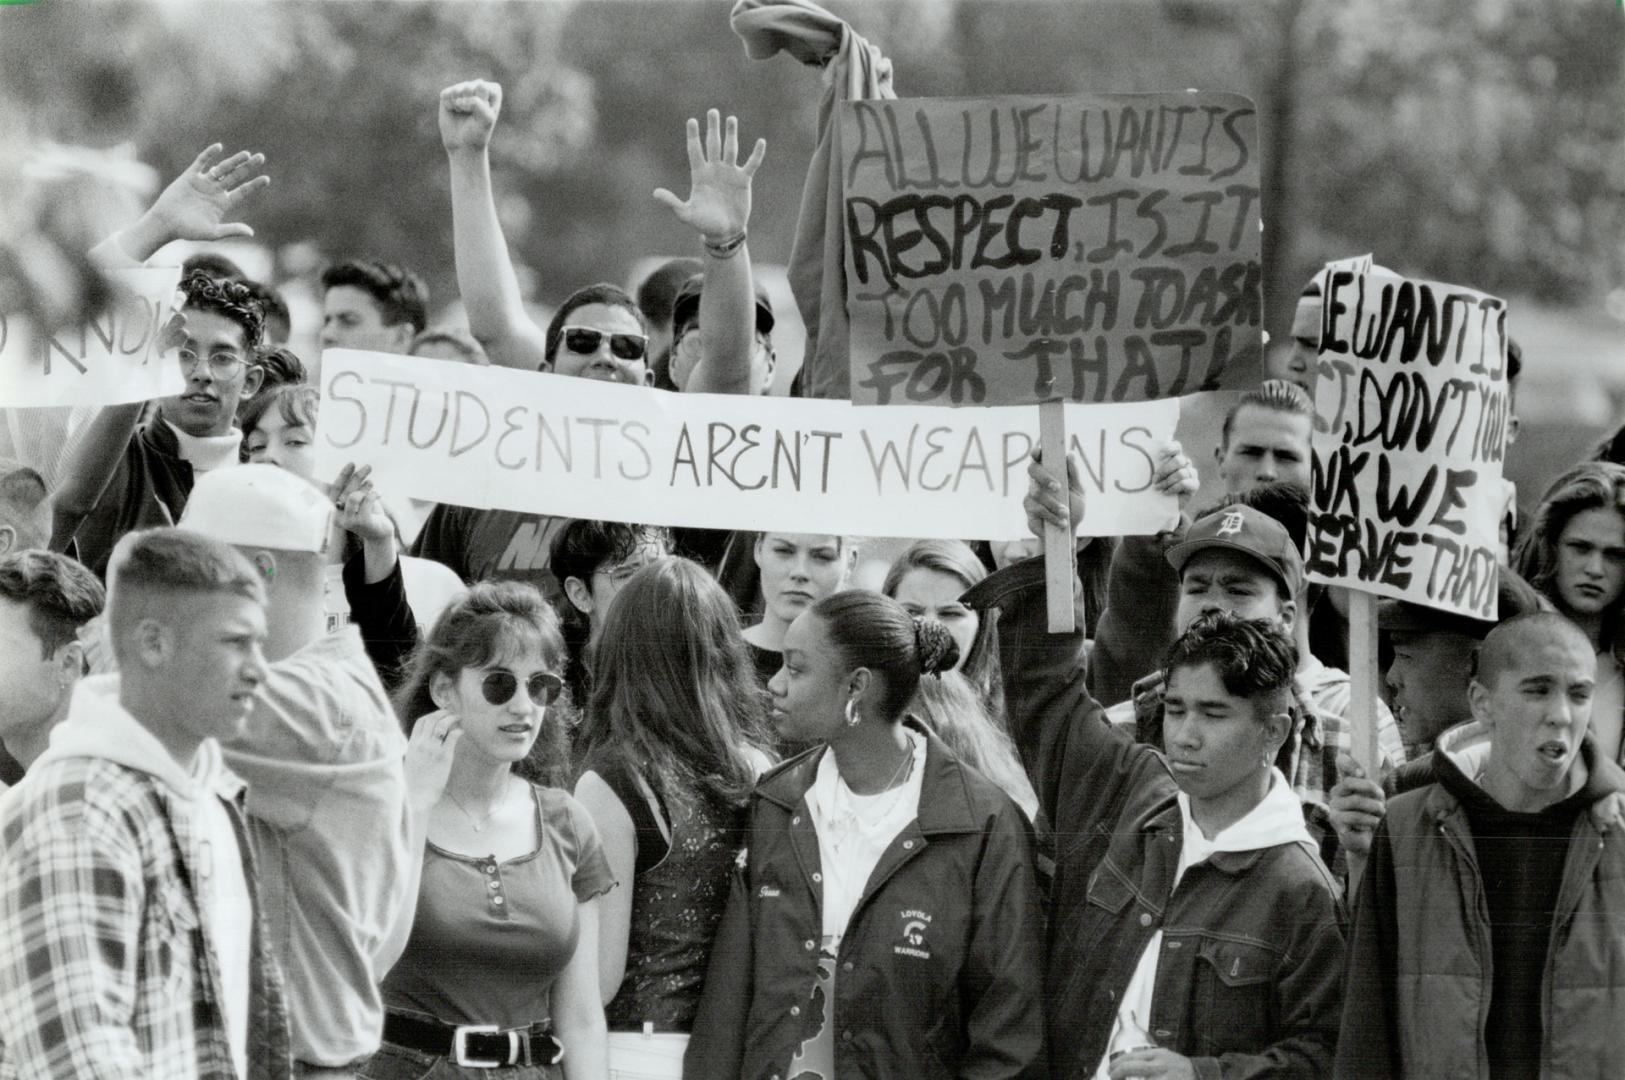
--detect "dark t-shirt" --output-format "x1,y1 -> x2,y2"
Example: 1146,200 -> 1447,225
409,504 -> 568,604
1442,762 -> 1590,1080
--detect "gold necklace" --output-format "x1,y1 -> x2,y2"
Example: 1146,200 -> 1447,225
446,782 -> 508,833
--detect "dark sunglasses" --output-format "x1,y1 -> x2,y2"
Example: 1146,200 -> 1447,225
480,670 -> 564,707
561,326 -> 648,362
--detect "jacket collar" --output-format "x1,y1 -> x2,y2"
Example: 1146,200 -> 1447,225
756,718 -> 982,835
1426,735 -> 1625,822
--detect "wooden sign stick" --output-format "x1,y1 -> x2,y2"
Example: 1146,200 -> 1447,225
1039,399 -> 1075,634
1345,589 -> 1381,895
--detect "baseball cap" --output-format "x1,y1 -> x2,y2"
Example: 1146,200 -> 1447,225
1379,565 -> 1549,639
1166,505 -> 1305,599
179,464 -> 333,555
671,274 -> 775,337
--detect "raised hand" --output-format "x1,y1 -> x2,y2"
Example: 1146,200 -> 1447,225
1024,447 -> 1085,540
404,708 -> 463,812
653,109 -> 767,242
439,80 -> 502,155
330,463 -> 393,544
148,143 -> 270,243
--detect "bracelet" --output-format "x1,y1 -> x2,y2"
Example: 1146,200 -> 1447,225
704,229 -> 748,260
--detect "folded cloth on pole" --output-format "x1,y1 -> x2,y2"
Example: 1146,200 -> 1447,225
730,0 -> 895,401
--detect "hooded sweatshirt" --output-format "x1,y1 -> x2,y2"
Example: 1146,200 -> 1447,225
26,674 -> 253,1079
1434,745 -> 1592,1080
1094,767 -> 1312,1077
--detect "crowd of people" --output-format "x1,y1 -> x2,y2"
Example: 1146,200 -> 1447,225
1,33 -> 1623,1080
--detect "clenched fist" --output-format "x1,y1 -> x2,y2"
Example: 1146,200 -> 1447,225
439,80 -> 503,155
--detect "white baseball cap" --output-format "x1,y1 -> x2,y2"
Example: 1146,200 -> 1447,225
180,464 -> 333,555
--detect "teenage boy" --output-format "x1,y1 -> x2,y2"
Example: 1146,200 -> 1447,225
0,551 -> 105,792
53,269 -> 264,578
1337,613 -> 1625,1080
0,529 -> 290,1078
178,464 -> 416,1078
967,549 -> 1345,1077
1091,382 -> 1314,704
319,259 -> 429,355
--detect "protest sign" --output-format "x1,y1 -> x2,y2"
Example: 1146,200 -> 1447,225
839,93 -> 1264,408
1305,267 -> 1509,620
0,267 -> 184,408
315,349 -> 1179,541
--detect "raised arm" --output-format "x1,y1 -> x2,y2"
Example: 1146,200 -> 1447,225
653,110 -> 767,396
439,81 -> 549,371
90,143 -> 270,266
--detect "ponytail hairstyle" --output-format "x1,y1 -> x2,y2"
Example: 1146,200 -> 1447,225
881,538 -> 1006,730
393,581 -> 573,786
810,590 -> 958,723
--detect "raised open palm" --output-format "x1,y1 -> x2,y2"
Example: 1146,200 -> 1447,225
653,109 -> 766,241
150,143 -> 271,242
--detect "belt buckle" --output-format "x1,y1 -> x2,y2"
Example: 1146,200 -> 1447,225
452,1024 -> 516,1069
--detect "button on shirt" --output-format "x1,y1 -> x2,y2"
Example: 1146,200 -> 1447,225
1094,768 -> 1311,1077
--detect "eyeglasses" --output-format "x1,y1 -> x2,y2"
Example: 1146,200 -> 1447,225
561,326 -> 648,362
480,670 -> 564,707
178,347 -> 255,381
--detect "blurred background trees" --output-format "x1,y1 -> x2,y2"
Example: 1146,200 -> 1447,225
4,0 -> 1621,490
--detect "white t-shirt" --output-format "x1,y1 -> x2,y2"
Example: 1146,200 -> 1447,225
804,729 -> 927,945
191,742 -> 253,1080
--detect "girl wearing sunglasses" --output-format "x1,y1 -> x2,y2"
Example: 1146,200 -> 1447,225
572,558 -> 775,1079
380,582 -> 613,1079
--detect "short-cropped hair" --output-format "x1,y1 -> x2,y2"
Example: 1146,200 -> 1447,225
108,529 -> 264,658
0,550 -> 105,659
320,259 -> 429,333
1163,609 -> 1298,721
1221,379 -> 1312,448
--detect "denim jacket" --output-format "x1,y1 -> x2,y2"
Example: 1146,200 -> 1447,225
965,558 -> 1346,1079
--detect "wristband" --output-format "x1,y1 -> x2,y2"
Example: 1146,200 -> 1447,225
704,228 -> 748,260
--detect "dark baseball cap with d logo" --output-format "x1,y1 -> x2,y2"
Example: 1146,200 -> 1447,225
1165,504 -> 1305,599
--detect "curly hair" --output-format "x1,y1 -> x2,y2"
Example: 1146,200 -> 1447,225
181,269 -> 264,352
393,581 -> 572,786
1162,609 -> 1298,722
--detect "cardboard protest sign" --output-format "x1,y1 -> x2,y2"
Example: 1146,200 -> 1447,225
0,267 -> 184,408
840,93 -> 1263,407
315,349 -> 1179,541
1305,267 -> 1509,618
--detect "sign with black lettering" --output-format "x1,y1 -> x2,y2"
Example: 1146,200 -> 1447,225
840,93 -> 1264,407
1306,266 -> 1508,618
1,267 -> 183,407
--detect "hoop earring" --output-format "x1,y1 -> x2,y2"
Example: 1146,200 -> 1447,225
844,697 -> 861,727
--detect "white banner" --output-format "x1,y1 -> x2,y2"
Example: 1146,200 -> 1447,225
1307,265 -> 1509,618
315,349 -> 1180,540
0,267 -> 184,408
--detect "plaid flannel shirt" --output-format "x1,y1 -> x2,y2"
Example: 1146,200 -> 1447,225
0,756 -> 292,1080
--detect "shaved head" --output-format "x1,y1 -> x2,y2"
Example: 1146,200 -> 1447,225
1473,612 -> 1593,690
